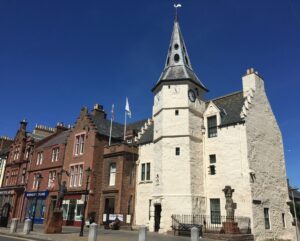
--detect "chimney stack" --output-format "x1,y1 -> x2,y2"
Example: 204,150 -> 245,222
92,103 -> 107,119
19,119 -> 28,130
55,122 -> 69,133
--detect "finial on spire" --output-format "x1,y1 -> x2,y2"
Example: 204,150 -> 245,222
174,3 -> 182,21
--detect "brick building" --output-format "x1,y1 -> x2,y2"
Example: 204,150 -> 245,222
0,136 -> 13,189
24,124 -> 69,224
101,143 -> 138,226
0,120 -> 54,222
61,104 -> 144,227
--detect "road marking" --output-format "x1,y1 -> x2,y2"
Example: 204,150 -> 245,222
0,234 -> 34,241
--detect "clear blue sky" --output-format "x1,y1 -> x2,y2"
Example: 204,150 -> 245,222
0,1 -> 299,187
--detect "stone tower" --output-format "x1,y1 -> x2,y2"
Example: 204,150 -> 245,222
150,18 -> 208,232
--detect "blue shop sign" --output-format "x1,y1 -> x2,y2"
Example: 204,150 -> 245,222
25,190 -> 49,198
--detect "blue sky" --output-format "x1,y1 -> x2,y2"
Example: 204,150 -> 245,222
0,1 -> 299,187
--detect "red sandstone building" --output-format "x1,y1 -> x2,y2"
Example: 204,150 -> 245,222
25,124 -> 69,224
61,104 -> 142,226
0,120 -> 54,222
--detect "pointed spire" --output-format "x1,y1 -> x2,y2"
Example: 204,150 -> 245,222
152,17 -> 208,92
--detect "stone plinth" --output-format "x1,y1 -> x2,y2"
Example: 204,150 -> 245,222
221,221 -> 240,234
44,210 -> 63,234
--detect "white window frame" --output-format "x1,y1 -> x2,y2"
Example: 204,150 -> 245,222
141,163 -> 151,181
109,163 -> 116,186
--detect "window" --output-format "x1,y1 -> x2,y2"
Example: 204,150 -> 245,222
78,165 -> 83,187
21,168 -> 26,184
128,195 -> 133,214
36,152 -> 43,165
5,171 -> 9,186
51,148 -> 59,162
209,155 -> 216,175
264,208 -> 270,229
70,166 -> 74,187
25,149 -> 30,160
210,199 -> 221,224
33,174 -> 39,189
69,164 -> 83,187
74,134 -> 85,155
48,171 -> 56,188
141,163 -> 151,181
175,110 -> 179,116
109,163 -> 116,186
175,147 -> 180,156
282,213 -> 285,228
207,116 -> 217,138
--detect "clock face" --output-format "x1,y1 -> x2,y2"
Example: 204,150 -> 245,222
188,89 -> 196,102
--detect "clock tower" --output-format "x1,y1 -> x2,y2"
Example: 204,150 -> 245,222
150,17 -> 208,232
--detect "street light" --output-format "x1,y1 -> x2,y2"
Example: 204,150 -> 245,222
79,167 -> 92,236
290,187 -> 299,241
31,173 -> 43,231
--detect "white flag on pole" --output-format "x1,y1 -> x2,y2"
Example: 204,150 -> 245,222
125,97 -> 131,118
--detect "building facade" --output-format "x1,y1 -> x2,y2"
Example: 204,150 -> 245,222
25,124 -> 69,224
135,18 -> 295,241
0,121 -> 54,222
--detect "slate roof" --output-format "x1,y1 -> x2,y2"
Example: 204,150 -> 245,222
37,130 -> 70,150
138,91 -> 246,145
0,148 -> 10,158
89,115 -> 147,139
207,91 -> 245,127
289,186 -> 300,201
139,123 -> 154,145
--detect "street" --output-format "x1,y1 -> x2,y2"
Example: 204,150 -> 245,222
0,234 -> 35,241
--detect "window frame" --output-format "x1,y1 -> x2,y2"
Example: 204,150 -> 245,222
207,115 -> 218,138
264,208 -> 271,230
109,163 -> 116,186
141,163 -> 151,181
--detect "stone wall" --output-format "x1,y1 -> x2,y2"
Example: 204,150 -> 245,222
243,71 -> 295,241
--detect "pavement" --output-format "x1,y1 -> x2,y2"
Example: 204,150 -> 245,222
0,223 -> 220,241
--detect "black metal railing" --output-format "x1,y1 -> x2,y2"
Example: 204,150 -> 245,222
171,214 -> 251,234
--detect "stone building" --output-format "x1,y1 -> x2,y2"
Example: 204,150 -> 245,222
24,123 -> 69,224
135,18 -> 295,241
0,120 -> 54,222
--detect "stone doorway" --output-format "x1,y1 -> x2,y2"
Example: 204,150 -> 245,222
154,204 -> 161,232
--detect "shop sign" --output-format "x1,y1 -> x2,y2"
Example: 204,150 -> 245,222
25,191 -> 49,198
0,190 -> 14,195
109,214 -> 123,221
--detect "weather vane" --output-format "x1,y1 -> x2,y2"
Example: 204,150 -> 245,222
174,3 -> 182,21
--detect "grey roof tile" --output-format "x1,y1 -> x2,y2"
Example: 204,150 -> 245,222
207,91 -> 245,126
139,123 -> 154,145
38,130 -> 70,149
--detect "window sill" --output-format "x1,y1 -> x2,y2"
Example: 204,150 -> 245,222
139,180 -> 152,184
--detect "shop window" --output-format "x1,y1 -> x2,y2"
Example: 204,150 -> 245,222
76,203 -> 84,220
62,203 -> 68,220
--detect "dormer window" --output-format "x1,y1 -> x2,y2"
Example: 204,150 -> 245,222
207,116 -> 217,138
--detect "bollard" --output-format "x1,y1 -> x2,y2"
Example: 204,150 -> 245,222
10,218 -> 18,233
88,223 -> 98,241
139,225 -> 147,241
23,219 -> 32,235
191,227 -> 200,241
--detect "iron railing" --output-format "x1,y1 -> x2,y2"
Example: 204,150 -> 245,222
171,214 -> 251,234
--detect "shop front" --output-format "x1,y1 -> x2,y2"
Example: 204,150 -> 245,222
62,194 -> 84,227
24,190 -> 49,224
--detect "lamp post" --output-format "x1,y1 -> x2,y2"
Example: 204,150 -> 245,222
290,187 -> 299,241
79,167 -> 92,237
31,173 -> 43,231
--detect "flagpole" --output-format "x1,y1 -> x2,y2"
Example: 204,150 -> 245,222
109,116 -> 113,146
124,110 -> 127,141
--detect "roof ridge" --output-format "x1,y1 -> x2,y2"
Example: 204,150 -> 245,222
207,90 -> 243,102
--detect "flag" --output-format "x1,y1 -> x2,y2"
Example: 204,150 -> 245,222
174,3 -> 182,8
111,104 -> 115,121
125,97 -> 131,118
